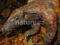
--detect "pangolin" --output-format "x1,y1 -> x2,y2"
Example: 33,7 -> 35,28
0,0 -> 57,45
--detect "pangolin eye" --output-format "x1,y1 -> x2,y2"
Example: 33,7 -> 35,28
31,13 -> 38,18
15,17 -> 19,20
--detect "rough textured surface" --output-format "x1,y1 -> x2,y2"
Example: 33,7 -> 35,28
0,0 -> 59,45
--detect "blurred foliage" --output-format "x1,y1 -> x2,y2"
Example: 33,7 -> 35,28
28,0 -> 33,3
0,0 -> 28,9
0,0 -> 28,26
0,0 -> 5,9
58,39 -> 60,43
28,39 -> 34,45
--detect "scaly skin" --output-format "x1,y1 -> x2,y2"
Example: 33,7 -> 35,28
0,0 -> 57,45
